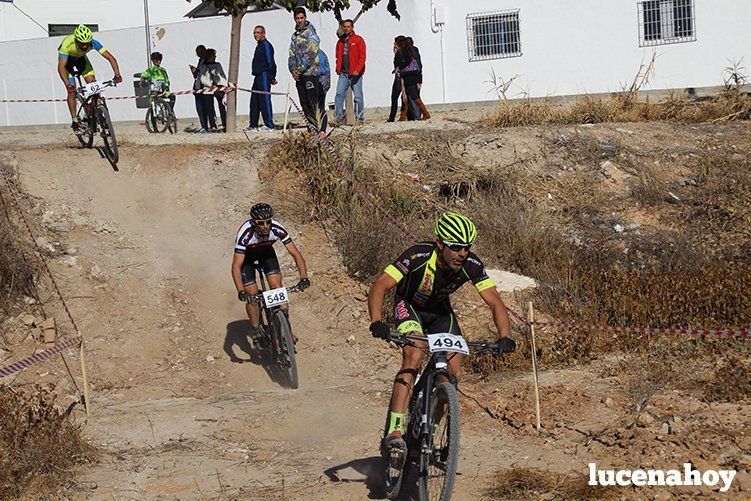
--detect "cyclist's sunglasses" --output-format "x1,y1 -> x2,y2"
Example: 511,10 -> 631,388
442,241 -> 471,252
75,41 -> 92,49
253,219 -> 272,227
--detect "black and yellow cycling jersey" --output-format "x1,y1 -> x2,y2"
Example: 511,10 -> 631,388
384,242 -> 495,313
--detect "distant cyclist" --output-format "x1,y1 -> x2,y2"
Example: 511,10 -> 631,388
57,24 -> 122,130
141,52 -> 176,112
368,212 -> 515,456
231,203 -> 310,347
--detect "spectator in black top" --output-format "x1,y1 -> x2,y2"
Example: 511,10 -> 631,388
395,37 -> 430,121
189,44 -> 207,132
387,35 -> 405,122
406,37 -> 428,120
247,25 -> 277,132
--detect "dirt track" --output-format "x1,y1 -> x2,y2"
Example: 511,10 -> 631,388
3,118 -> 750,499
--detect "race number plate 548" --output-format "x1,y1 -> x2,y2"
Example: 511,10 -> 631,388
84,81 -> 103,96
427,333 -> 469,355
262,287 -> 289,308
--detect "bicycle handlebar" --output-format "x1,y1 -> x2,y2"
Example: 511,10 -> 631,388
387,332 -> 513,356
242,285 -> 302,304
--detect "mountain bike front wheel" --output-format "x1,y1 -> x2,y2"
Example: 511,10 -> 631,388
75,100 -> 94,148
418,381 -> 460,501
273,310 -> 298,389
97,103 -> 118,164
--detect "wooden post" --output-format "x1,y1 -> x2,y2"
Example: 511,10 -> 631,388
527,301 -> 541,431
79,334 -> 91,417
283,83 -> 291,132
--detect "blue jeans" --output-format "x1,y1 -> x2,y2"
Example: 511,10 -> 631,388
334,74 -> 364,122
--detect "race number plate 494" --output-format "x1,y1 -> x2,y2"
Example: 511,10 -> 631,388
84,81 -> 104,96
262,287 -> 289,308
427,333 -> 469,355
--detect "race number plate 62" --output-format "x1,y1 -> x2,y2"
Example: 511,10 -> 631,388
427,333 -> 469,355
262,287 -> 289,308
84,81 -> 104,96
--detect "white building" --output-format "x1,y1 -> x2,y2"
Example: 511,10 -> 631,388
0,0 -> 748,126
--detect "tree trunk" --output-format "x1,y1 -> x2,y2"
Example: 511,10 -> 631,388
226,10 -> 244,132
345,87 -> 355,124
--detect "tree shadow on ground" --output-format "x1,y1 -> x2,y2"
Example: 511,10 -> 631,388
224,319 -> 289,388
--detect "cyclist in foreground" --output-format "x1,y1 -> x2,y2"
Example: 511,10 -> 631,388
367,212 -> 515,456
231,203 -> 310,347
56,24 -> 122,130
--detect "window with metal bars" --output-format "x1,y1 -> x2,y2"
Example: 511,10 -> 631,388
466,10 -> 521,62
638,0 -> 695,46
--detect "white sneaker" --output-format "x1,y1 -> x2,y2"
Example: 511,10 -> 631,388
258,125 -> 275,132
243,126 -> 259,132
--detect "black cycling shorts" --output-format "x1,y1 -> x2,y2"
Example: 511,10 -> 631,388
393,296 -> 462,337
241,247 -> 281,286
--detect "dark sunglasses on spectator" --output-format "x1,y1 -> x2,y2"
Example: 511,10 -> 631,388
254,219 -> 272,227
443,241 -> 471,252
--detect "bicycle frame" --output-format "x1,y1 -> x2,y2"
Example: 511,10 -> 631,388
408,351 -> 456,454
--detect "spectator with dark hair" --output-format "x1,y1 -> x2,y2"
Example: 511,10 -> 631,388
288,7 -> 328,135
334,19 -> 366,124
395,37 -> 430,121
246,25 -> 277,132
200,48 -> 228,132
189,44 -> 207,132
406,37 -> 428,120
387,35 -> 406,122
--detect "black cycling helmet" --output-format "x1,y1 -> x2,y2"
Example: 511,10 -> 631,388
250,203 -> 273,220
150,51 -> 163,61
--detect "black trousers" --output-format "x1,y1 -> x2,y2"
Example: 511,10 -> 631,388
296,75 -> 327,133
388,76 -> 401,122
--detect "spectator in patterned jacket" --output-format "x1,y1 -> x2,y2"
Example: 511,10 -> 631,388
288,7 -> 328,135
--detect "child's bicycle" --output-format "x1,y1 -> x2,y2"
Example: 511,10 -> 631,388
135,76 -> 177,134
72,74 -> 119,164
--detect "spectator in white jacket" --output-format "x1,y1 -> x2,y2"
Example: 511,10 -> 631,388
199,48 -> 228,132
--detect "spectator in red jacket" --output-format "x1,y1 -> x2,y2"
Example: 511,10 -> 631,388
334,19 -> 366,124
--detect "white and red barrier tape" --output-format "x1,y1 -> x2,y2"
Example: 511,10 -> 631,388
0,85 -> 290,104
0,336 -> 82,378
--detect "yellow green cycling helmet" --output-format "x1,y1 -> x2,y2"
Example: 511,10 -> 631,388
74,24 -> 94,43
434,212 -> 477,245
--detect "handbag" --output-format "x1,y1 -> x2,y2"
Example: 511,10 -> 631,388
400,58 -> 420,76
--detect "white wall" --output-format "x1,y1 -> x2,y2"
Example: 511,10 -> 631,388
425,0 -> 751,104
1,0 -> 749,126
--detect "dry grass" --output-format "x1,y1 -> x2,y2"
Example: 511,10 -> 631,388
267,128 -> 751,378
485,468 -> 617,500
0,384 -> 94,498
485,90 -> 751,128
703,356 -> 751,403
0,191 -> 36,320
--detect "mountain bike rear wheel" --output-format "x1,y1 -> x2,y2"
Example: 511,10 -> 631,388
273,310 -> 298,389
418,381 -> 460,501
97,103 -> 118,164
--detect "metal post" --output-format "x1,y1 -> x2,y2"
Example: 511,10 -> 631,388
143,0 -> 151,67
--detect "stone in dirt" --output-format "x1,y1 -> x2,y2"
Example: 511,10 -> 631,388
637,412 -> 654,427
486,269 -> 536,292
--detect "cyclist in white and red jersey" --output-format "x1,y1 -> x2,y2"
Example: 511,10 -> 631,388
231,203 -> 309,346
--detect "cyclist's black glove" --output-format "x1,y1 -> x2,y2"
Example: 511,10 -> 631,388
113,74 -> 122,84
238,290 -> 250,302
497,337 -> 517,355
296,278 -> 311,291
370,321 -> 391,341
